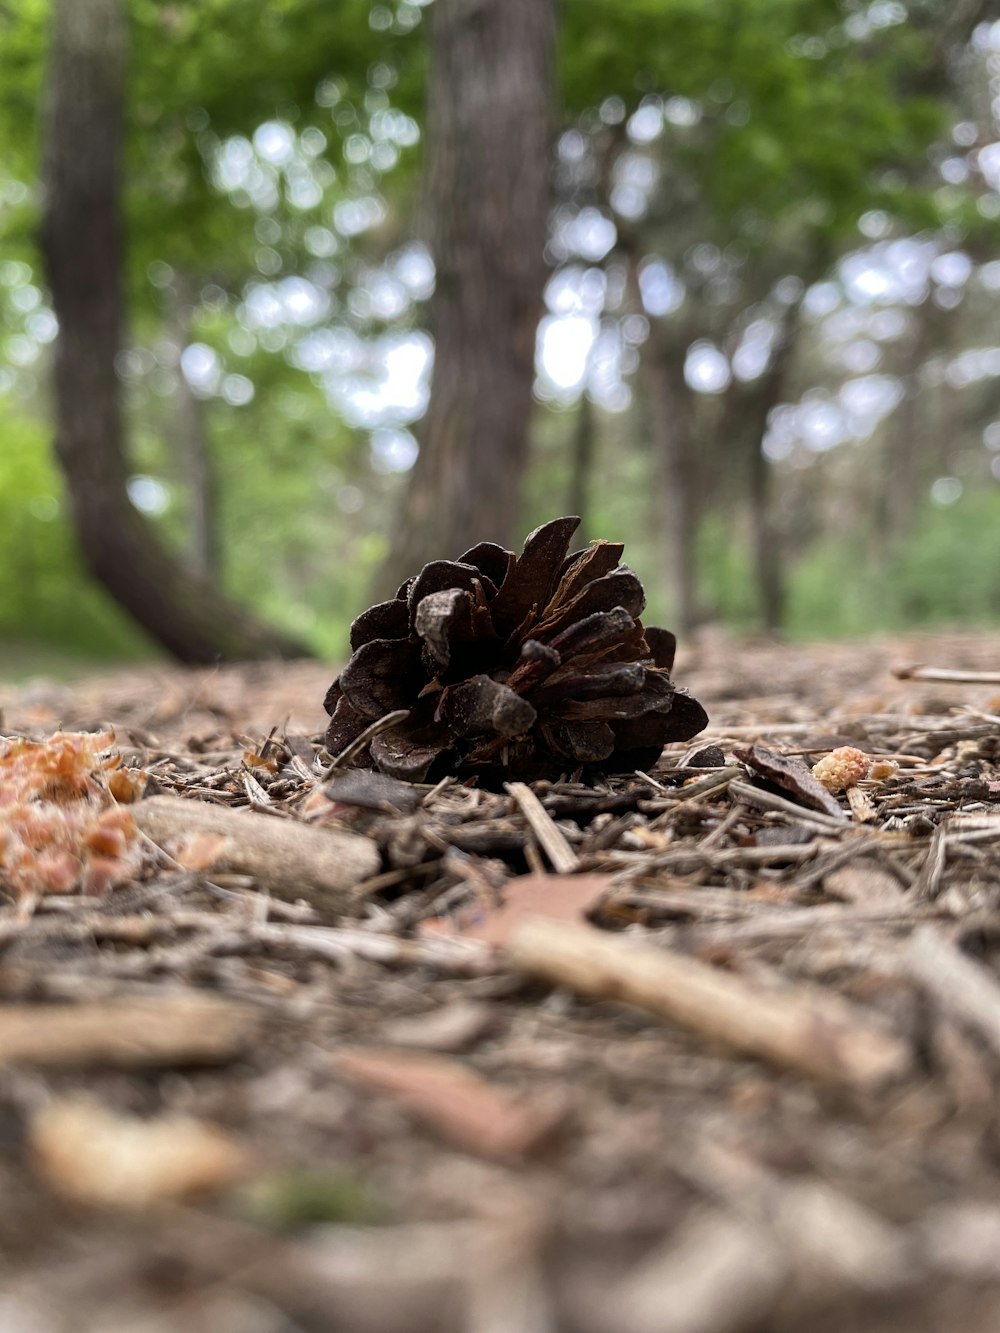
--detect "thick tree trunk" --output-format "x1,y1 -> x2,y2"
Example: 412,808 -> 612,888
40,0 -> 305,663
380,0 -> 556,588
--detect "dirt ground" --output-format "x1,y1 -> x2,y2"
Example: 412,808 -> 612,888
3,627 -> 1000,1333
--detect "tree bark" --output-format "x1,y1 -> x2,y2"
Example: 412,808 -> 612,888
740,303 -> 801,634
642,323 -> 702,634
169,274 -> 220,583
40,0 -> 306,664
567,389 -> 595,540
380,0 -> 556,589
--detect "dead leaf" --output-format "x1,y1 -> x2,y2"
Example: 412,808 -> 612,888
732,744 -> 845,819
337,1047 -> 563,1159
421,872 -> 612,946
30,1097 -> 249,1208
174,831 -> 230,872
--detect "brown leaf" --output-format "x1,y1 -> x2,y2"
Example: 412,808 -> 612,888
174,831 -> 230,872
424,872 -> 612,946
337,1047 -> 562,1159
732,744 -> 846,819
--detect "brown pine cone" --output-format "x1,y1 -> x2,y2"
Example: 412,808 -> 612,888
323,516 -> 708,783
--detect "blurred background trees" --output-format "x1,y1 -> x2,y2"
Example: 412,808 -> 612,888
1,0 -> 999,669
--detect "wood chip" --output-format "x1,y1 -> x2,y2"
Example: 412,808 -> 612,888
507,918 -> 910,1089
0,993 -> 257,1068
505,782 -> 580,873
337,1046 -> 563,1159
30,1097 -> 249,1207
823,864 -> 906,906
907,927 -> 1000,1057
421,871 -> 611,945
132,793 -> 380,911
609,1208 -> 786,1333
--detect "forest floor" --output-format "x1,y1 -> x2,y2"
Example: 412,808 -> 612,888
3,628 -> 1000,1332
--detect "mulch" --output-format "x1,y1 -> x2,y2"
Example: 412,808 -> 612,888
2,627 -> 1000,1332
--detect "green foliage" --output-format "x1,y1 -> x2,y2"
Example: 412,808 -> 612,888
239,1165 -> 381,1230
0,0 -> 995,675
561,0 -> 955,250
0,407 -> 154,666
771,489 -> 1000,639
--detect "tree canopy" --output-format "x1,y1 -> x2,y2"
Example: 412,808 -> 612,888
1,0 -> 999,666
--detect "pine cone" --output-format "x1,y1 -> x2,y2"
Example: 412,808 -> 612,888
323,516 -> 708,783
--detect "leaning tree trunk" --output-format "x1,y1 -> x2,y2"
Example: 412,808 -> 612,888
380,0 -> 556,589
40,0 -> 306,664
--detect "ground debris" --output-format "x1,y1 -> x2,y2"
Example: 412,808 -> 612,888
1,631 -> 1000,1331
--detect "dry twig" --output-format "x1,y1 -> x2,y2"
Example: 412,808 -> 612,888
507,918 -> 910,1088
0,993 -> 256,1067
132,794 -> 380,911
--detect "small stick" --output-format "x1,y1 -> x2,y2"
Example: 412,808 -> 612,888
505,782 -> 580,874
0,993 -> 256,1068
727,779 -> 848,829
893,664 -> 1000,684
250,922 -> 494,975
609,1208 -> 785,1333
132,794 -> 380,912
907,927 -> 1000,1058
911,825 -> 948,902
507,918 -> 910,1089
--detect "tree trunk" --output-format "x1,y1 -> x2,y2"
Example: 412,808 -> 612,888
642,325 -> 701,634
169,274 -> 220,582
380,0 -> 556,589
740,303 -> 801,634
40,0 -> 306,664
567,389 -> 595,540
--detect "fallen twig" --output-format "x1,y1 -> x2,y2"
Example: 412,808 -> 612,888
505,781 -> 580,874
893,664 -> 1000,684
507,918 -> 910,1088
0,993 -> 257,1068
132,794 -> 380,912
907,927 -> 1000,1059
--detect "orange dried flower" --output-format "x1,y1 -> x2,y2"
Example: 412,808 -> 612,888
0,731 -> 143,900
